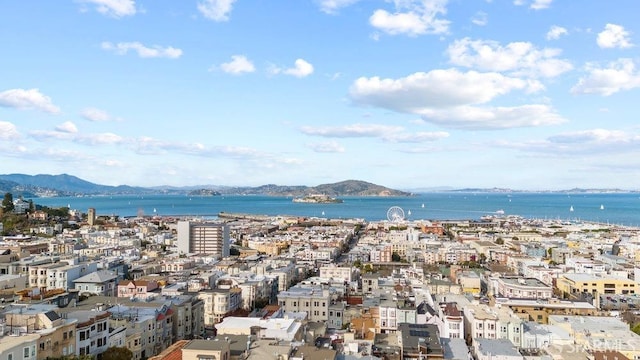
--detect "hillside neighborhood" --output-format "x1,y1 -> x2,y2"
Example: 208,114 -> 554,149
2,193 -> 640,360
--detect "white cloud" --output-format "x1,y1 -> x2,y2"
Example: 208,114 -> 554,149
307,141 -> 346,153
80,0 -> 136,18
383,131 -> 449,143
219,55 -> 256,75
77,132 -> 124,145
420,104 -> 565,130
571,58 -> 640,96
369,0 -> 450,36
271,59 -> 314,78
471,11 -> 488,26
349,69 -> 565,130
55,121 -> 78,134
446,38 -> 573,78
197,0 -> 236,22
300,123 -> 449,143
597,24 -> 633,49
0,88 -> 60,113
0,121 -> 20,140
513,0 -> 552,10
546,25 -> 568,40
350,69 -> 535,112
317,0 -> 360,14
301,123 -> 404,138
497,128 -> 640,155
101,41 -> 183,59
81,107 -> 114,121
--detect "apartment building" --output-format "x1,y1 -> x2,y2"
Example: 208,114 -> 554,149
69,310 -> 111,358
277,286 -> 331,322
177,221 -> 230,258
463,304 -> 524,346
4,304 -> 77,360
198,288 -> 243,329
493,277 -> 553,299
556,273 -> 637,296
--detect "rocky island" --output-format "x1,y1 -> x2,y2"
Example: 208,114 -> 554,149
292,194 -> 343,203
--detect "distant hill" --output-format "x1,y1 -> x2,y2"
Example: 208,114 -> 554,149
0,174 -> 412,197
224,180 -> 412,197
0,173 -> 153,196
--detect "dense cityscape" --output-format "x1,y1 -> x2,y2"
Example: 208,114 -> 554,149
2,193 -> 640,360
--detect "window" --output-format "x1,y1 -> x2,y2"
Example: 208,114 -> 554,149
8,353 -> 13,360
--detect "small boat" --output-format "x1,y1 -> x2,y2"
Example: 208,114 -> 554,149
496,209 -> 505,215
600,204 -> 604,210
421,203 -> 425,208
408,210 -> 412,216
570,206 -> 574,212
321,211 -> 325,216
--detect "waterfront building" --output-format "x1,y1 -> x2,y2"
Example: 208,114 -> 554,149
177,221 -> 230,258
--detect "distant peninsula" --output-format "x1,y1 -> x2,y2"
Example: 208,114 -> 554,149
0,174 -> 412,198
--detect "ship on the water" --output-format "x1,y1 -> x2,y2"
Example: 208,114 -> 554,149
292,194 -> 343,203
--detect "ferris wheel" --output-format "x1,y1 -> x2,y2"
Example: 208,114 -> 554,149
387,206 -> 405,222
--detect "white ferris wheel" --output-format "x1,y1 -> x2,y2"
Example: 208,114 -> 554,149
387,206 -> 405,222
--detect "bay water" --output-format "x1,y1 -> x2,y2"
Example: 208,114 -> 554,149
30,192 -> 640,226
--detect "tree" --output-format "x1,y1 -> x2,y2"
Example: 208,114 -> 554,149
392,252 -> 401,262
102,346 -> 134,360
495,237 -> 504,245
2,193 -> 14,213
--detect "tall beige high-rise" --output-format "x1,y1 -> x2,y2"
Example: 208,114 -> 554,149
177,220 -> 229,258
87,207 -> 96,226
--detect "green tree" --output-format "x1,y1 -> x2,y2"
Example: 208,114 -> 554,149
495,237 -> 504,245
392,252 -> 401,262
2,193 -> 14,213
102,347 -> 134,360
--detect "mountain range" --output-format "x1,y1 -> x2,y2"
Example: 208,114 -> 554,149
0,174 -> 412,198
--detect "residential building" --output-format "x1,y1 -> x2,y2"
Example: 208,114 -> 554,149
0,334 -> 40,360
198,288 -> 242,329
177,221 -> 230,258
492,277 -> 553,299
73,270 -> 119,296
277,286 -> 331,322
117,279 -> 160,300
463,304 -> 524,346
181,339 -> 231,360
556,273 -> 637,297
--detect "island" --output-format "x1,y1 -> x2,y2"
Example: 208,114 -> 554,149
292,194 -> 343,203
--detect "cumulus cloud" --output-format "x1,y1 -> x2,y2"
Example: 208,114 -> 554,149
0,121 -> 20,140
369,0 -> 450,36
513,0 -> 552,10
420,104 -> 565,130
101,41 -> 183,59
597,24 -> 633,49
81,107 -> 116,122
55,121 -> 79,134
349,69 -> 565,130
471,11 -> 488,26
271,59 -> 314,78
350,69 -> 536,112
307,141 -> 346,153
79,0 -> 136,18
0,88 -> 60,114
546,25 -> 568,40
446,38 -> 573,78
219,55 -> 256,75
571,58 -> 640,96
316,0 -> 360,14
197,0 -> 236,22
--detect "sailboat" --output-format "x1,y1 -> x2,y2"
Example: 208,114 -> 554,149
421,203 -> 425,208
570,206 -> 574,212
408,210 -> 412,216
600,204 -> 605,210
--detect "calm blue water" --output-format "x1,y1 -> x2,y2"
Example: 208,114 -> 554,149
29,193 -> 640,226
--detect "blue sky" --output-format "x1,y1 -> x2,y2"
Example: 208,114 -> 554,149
1,0 -> 639,190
